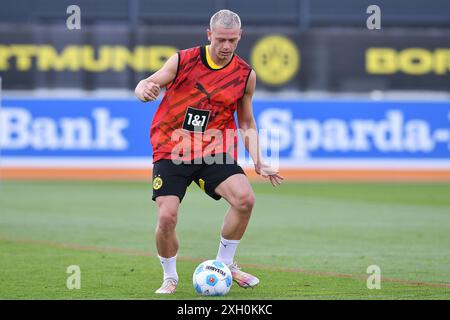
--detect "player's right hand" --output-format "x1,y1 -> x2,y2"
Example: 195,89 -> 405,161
135,80 -> 160,102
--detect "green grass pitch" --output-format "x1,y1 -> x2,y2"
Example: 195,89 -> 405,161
1,180 -> 449,299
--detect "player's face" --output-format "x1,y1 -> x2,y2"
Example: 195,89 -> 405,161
207,26 -> 242,62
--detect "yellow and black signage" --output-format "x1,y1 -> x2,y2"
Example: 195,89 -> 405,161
0,45 -> 177,72
250,35 -> 300,86
0,27 -> 449,91
366,48 -> 450,75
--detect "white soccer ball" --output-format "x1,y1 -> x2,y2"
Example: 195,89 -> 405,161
192,260 -> 233,296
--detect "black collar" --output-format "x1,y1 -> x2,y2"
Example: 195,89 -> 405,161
200,46 -> 235,71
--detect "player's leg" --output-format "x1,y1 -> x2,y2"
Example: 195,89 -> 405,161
154,195 -> 180,294
195,156 -> 259,288
212,173 -> 259,288
155,195 -> 180,258
152,160 -> 193,294
214,173 -> 255,241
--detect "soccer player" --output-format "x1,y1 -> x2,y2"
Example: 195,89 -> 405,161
135,9 -> 283,294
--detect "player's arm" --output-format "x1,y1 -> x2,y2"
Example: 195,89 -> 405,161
237,70 -> 283,186
135,53 -> 179,102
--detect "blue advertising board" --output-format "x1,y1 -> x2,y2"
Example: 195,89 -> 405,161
1,98 -> 449,168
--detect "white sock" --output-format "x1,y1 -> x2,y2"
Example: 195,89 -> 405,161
158,255 -> 178,282
216,236 -> 240,266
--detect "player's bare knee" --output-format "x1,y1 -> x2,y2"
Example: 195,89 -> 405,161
157,211 -> 177,233
232,191 -> 255,212
156,203 -> 178,233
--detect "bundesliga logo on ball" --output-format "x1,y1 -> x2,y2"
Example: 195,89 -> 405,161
193,260 -> 233,296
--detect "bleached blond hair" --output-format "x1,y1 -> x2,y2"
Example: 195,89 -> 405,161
210,9 -> 241,30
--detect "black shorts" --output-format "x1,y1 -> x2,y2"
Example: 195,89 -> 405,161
151,153 -> 245,202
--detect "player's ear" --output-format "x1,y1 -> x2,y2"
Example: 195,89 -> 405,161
237,29 -> 242,41
207,28 -> 212,42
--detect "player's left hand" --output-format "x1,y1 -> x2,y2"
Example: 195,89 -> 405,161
255,163 -> 284,187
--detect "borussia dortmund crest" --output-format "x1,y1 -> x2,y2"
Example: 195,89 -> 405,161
153,176 -> 163,190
